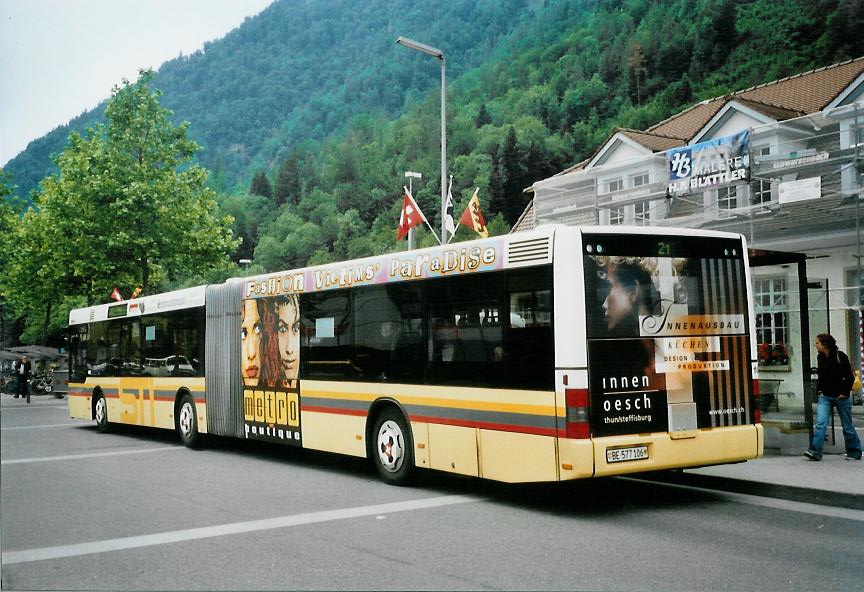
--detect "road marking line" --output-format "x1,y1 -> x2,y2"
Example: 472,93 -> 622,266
2,423 -> 81,431
0,404 -> 68,410
1,446 -> 182,465
1,494 -> 481,565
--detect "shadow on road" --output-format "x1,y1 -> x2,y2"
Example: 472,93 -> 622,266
88,422 -> 727,516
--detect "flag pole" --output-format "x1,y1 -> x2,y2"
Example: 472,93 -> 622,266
444,175 -> 454,245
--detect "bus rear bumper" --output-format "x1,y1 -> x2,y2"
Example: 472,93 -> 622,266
591,424 -> 763,478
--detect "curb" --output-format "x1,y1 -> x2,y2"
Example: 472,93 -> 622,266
632,471 -> 864,510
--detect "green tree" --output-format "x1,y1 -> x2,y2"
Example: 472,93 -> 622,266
6,70 -> 239,337
0,170 -> 21,345
475,104 -> 492,127
250,170 -> 273,199
274,152 -> 302,206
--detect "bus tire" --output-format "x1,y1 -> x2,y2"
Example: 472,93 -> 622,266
94,392 -> 109,433
371,407 -> 414,486
176,393 -> 200,448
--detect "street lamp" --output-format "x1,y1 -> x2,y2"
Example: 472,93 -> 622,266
396,36 -> 446,245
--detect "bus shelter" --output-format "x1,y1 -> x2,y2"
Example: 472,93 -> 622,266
748,248 -> 816,441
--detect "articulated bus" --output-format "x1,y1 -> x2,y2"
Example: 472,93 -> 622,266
67,225 -> 763,485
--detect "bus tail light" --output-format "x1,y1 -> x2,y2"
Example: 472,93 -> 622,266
565,388 -> 590,439
752,379 -> 762,424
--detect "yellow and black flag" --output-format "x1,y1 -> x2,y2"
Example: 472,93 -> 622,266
458,188 -> 488,238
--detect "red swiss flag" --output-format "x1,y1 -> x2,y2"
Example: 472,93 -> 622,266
396,188 -> 426,240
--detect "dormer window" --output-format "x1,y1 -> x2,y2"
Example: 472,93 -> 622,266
606,178 -> 623,193
632,172 -> 649,187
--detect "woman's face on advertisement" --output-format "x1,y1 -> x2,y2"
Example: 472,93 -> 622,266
278,298 -> 300,381
241,299 -> 261,386
603,268 -> 638,330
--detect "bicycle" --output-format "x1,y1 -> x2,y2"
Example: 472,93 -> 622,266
28,370 -> 53,396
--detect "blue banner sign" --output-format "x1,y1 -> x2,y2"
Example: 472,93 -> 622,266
667,131 -> 750,196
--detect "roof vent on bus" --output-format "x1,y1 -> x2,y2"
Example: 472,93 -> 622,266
507,236 -> 551,266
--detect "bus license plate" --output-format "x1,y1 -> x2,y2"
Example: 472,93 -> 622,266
606,445 -> 648,463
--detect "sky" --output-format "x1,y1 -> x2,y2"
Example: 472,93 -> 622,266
0,0 -> 274,166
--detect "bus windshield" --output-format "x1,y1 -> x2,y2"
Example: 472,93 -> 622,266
582,233 -> 752,437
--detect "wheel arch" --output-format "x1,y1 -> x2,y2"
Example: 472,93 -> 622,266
173,387 -> 193,414
365,397 -> 412,459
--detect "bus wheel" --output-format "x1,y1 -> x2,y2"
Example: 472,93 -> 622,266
94,393 -> 109,433
372,408 -> 414,486
176,394 -> 200,448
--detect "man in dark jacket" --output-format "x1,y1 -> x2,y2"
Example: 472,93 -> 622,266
13,355 -> 31,401
805,334 -> 862,461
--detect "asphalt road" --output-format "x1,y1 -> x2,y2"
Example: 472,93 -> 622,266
2,397 -> 863,591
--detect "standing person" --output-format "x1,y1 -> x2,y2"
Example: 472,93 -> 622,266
14,355 -> 31,402
805,333 -> 862,461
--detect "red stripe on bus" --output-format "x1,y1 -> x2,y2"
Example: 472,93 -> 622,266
408,414 -> 558,437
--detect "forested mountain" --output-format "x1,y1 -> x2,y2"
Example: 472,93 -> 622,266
5,0 -> 863,273
5,0 -> 533,199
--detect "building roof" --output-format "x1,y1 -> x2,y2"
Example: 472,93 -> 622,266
515,56 -> 864,230
511,199 -> 535,233
648,56 -> 864,141
618,129 -> 686,152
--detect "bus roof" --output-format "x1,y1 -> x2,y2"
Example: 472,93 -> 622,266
241,225 -> 560,300
67,225 -> 745,325
68,285 -> 206,326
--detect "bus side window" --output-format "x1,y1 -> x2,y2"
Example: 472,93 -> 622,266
300,291 -> 353,380
352,284 -> 425,383
505,267 -> 554,390
427,273 -> 505,387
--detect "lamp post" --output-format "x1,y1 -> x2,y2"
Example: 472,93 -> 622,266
396,36 -> 446,245
404,171 -> 422,250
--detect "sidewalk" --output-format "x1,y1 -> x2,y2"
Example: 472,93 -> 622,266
636,412 -> 863,510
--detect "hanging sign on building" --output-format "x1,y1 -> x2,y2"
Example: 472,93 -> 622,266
667,130 -> 750,196
778,176 -> 821,204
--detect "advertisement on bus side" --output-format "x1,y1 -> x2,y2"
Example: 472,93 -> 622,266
241,295 -> 302,444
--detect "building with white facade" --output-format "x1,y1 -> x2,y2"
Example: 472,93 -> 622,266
518,57 -> 864,410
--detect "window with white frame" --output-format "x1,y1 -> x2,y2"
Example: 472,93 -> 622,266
634,201 -> 650,225
751,179 -> 772,207
606,178 -> 623,193
631,172 -> 649,187
608,206 -> 624,225
754,277 -> 789,366
717,185 -> 737,210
